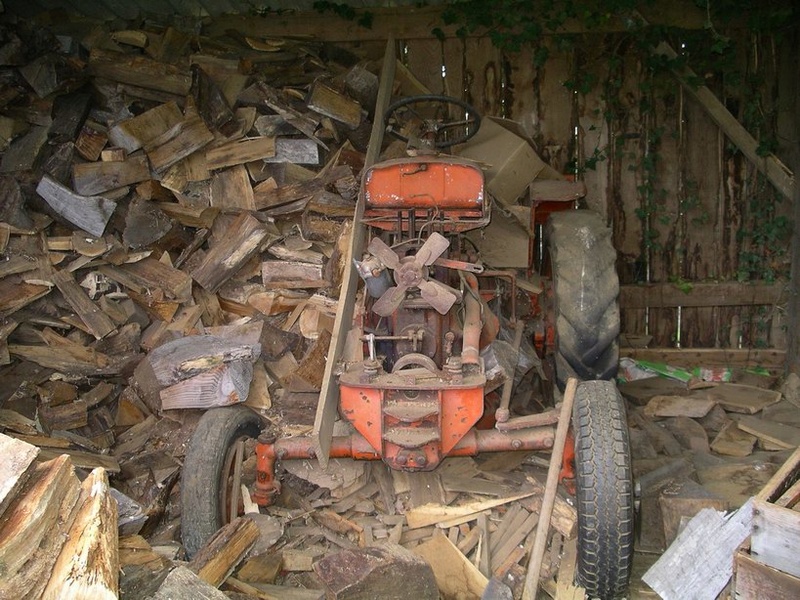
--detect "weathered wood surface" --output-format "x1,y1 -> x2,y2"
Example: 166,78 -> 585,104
40,467 -> 118,600
36,175 -> 116,238
0,433 -> 39,518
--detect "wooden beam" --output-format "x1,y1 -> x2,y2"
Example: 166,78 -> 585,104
619,281 -> 786,308
654,41 -> 795,200
203,2 -> 712,43
620,347 -> 786,369
312,37 -> 395,469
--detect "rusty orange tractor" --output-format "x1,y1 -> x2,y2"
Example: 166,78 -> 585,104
181,95 -> 634,600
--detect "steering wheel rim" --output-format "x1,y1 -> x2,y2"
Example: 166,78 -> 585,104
384,95 -> 482,149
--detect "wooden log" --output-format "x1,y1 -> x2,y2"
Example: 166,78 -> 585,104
659,479 -> 729,546
100,256 -> 192,301
191,63 -> 237,136
51,268 -> 116,339
0,455 -> 82,600
89,48 -> 191,97
145,115 -> 214,173
0,433 -> 39,518
75,121 -> 109,161
306,81 -> 362,128
206,137 -> 276,171
72,153 -> 149,196
38,400 -> 88,433
123,196 -> 175,249
284,329 -> 331,393
0,277 -> 52,317
188,211 -> 270,293
188,516 -> 260,587
40,468 -> 118,600
132,335 -> 260,412
210,164 -> 255,211
108,101 -> 183,153
160,360 -> 253,410
36,174 -> 116,238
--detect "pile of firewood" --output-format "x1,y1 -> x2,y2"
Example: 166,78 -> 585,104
0,15 -> 385,598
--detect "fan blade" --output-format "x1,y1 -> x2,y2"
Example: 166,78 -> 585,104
367,236 -> 400,269
372,285 -> 408,317
414,232 -> 450,266
419,279 -> 458,315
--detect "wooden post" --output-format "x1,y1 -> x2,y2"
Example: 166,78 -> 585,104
522,377 -> 578,600
311,36 -> 395,468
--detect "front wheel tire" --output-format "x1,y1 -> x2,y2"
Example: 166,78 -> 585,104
573,380 -> 634,599
181,405 -> 263,558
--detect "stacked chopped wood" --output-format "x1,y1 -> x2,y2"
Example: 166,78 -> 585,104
0,17 -> 369,462
0,433 -> 118,599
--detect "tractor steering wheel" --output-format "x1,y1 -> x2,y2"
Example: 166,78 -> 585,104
384,95 -> 482,149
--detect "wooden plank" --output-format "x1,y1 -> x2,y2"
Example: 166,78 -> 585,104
413,531 -> 488,599
312,37 -> 394,468
620,347 -> 786,369
620,281 -> 786,309
205,3 -> 709,43
734,548 -> 800,600
738,416 -> 800,450
523,378 -> 577,600
51,268 -> 116,340
706,384 -> 782,414
72,153 -> 150,196
653,41 -> 794,200
642,499 -> 753,600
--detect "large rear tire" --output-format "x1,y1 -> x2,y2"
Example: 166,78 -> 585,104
573,380 -> 634,599
546,210 -> 619,390
181,405 -> 263,558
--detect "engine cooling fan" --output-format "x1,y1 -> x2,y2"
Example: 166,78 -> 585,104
367,232 -> 460,317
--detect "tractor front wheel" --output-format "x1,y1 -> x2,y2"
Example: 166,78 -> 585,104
181,405 -> 263,558
573,380 -> 634,599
